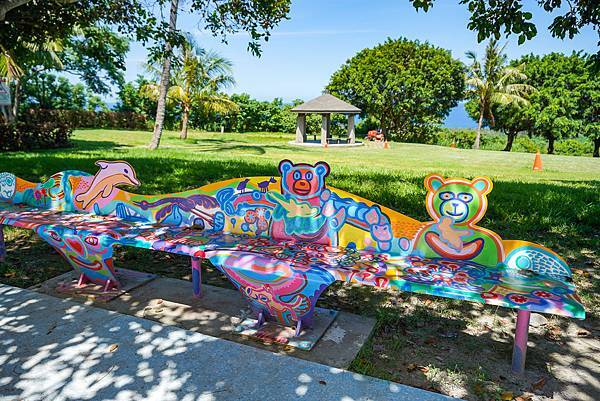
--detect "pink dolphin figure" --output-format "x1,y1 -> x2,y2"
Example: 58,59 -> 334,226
75,160 -> 140,209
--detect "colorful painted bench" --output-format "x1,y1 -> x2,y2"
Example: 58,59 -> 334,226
0,160 -> 584,373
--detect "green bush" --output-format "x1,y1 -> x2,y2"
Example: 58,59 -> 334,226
0,109 -> 72,151
511,136 -> 543,153
554,138 -> 594,156
433,128 -> 477,148
52,110 -> 149,130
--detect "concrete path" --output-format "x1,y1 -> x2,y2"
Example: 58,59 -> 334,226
0,284 -> 458,401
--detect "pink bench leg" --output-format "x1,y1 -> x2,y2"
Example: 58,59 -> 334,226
191,257 -> 202,298
511,310 -> 531,374
0,225 -> 5,262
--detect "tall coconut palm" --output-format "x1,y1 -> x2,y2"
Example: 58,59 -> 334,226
465,40 -> 533,149
0,38 -> 63,122
144,35 -> 237,139
148,0 -> 179,150
171,36 -> 236,139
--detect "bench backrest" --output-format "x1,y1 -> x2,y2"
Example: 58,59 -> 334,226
0,159 -> 572,278
0,160 -> 422,255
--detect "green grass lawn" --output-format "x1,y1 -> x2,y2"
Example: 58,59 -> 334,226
1,128 -> 599,400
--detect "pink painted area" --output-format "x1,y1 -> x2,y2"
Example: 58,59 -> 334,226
511,310 -> 531,374
0,224 -> 5,262
191,257 -> 202,297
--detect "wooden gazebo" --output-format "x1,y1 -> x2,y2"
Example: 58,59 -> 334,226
290,93 -> 361,145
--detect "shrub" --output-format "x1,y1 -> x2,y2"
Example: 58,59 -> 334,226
554,138 -> 594,156
433,128 -> 477,148
52,110 -> 149,130
512,136 -> 543,153
0,109 -> 72,151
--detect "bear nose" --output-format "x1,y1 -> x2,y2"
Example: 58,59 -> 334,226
295,180 -> 309,189
452,202 -> 459,207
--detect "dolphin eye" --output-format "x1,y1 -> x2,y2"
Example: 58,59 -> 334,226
439,192 -> 454,201
305,172 -> 313,180
458,193 -> 473,203
293,171 -> 301,180
124,169 -> 129,174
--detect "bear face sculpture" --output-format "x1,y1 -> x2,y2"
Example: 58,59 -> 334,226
425,174 -> 491,226
279,159 -> 330,203
415,174 -> 504,267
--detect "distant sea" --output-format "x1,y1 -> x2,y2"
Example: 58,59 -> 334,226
444,102 -> 476,129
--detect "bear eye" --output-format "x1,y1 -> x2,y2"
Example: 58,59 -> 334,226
439,192 -> 454,201
305,172 -> 313,180
458,193 -> 473,202
293,171 -> 301,180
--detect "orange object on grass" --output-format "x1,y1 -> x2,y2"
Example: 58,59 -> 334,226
533,151 -> 542,171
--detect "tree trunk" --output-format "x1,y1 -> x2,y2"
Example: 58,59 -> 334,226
547,136 -> 555,154
148,0 -> 179,150
473,111 -> 483,149
11,78 -> 20,122
503,131 -> 517,151
593,138 -> 600,158
180,105 -> 189,139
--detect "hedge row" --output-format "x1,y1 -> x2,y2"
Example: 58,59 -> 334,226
37,109 -> 149,130
1,109 -> 149,151
0,109 -> 72,151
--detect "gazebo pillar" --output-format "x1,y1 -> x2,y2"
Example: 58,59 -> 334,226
295,113 -> 306,143
347,114 -> 356,144
321,113 -> 330,146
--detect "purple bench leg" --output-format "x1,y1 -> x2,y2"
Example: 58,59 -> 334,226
191,256 -> 202,298
511,310 -> 531,374
0,225 -> 5,262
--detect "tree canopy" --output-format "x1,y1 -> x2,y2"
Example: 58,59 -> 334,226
409,1 -> 599,61
518,52 -> 592,154
327,38 -> 465,141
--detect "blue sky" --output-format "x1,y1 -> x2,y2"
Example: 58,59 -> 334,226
121,0 -> 597,127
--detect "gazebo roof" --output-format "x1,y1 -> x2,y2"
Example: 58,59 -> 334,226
290,93 -> 360,114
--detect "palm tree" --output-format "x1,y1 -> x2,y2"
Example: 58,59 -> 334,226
0,38 -> 63,122
148,0 -> 179,150
144,35 -> 237,140
465,40 -> 534,149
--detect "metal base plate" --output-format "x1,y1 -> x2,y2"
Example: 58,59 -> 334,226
232,308 -> 339,351
34,268 -> 157,302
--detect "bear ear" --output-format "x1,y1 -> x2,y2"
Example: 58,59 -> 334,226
424,174 -> 444,192
314,161 -> 330,178
278,159 -> 293,175
471,176 -> 493,195
95,160 -> 109,169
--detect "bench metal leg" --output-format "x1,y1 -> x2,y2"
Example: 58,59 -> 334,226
77,273 -> 89,287
191,256 -> 202,298
257,311 -> 265,328
0,225 -> 5,262
511,310 -> 531,374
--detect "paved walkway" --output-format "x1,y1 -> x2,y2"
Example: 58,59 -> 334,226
0,284 -> 457,401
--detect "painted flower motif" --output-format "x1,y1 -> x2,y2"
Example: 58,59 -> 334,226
532,290 -> 553,299
481,291 -> 500,299
508,294 -> 529,304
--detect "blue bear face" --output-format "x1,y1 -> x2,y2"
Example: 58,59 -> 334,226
278,159 -> 330,200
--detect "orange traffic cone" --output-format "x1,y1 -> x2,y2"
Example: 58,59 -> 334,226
450,142 -> 456,148
384,140 -> 390,149
533,151 -> 542,171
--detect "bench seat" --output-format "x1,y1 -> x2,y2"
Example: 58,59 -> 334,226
1,202 -> 584,321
